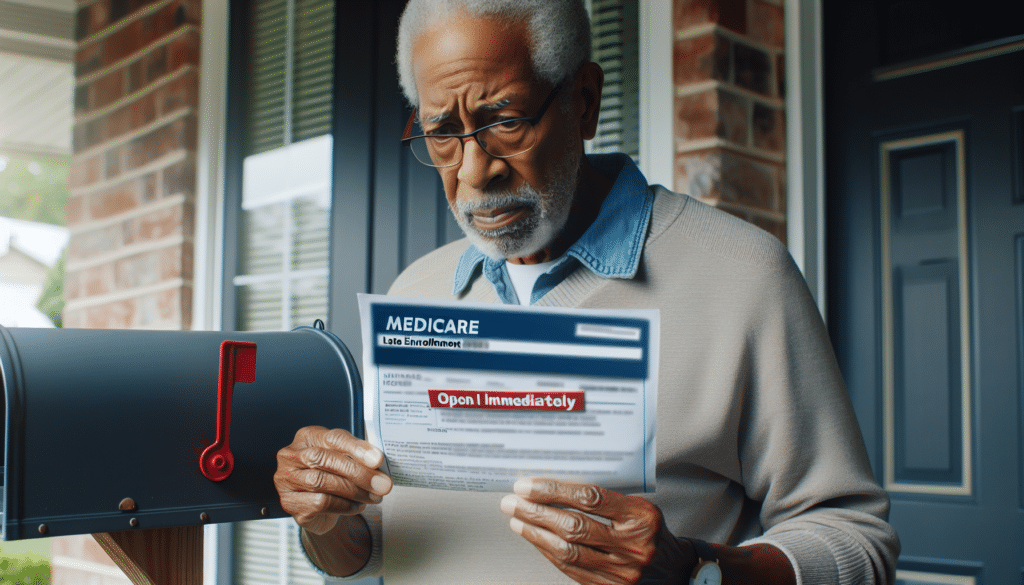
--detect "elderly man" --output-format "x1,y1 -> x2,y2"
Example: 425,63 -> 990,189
274,0 -> 899,583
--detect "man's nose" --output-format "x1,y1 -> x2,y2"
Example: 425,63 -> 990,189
457,135 -> 509,190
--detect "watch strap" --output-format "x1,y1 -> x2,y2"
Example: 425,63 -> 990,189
689,538 -> 717,564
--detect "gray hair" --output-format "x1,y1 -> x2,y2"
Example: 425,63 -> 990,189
396,0 -> 592,107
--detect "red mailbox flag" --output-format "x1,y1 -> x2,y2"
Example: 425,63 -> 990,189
200,341 -> 257,481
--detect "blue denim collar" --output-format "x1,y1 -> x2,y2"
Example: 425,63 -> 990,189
452,153 -> 653,304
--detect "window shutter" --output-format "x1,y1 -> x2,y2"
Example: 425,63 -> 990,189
588,0 -> 640,161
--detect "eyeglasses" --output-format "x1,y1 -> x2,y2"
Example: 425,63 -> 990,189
401,84 -> 562,168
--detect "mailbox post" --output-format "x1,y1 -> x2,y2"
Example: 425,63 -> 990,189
1,323 -> 362,583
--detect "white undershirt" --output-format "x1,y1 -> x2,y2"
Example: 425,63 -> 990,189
505,258 -> 560,305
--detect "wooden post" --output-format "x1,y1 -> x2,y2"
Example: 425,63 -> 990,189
93,526 -> 203,585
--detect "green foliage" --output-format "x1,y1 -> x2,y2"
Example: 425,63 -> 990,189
0,151 -> 70,226
36,251 -> 65,328
0,553 -> 50,584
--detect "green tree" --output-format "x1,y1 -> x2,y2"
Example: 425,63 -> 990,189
36,251 -> 65,328
0,553 -> 50,584
0,152 -> 69,226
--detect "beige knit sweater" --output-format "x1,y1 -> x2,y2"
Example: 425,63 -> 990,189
356,187 -> 899,584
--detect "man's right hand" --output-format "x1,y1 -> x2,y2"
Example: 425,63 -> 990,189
275,426 -> 393,535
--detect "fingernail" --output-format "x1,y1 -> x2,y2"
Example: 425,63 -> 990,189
370,474 -> 392,494
358,446 -> 383,467
368,492 -> 383,504
499,495 -> 518,516
513,478 -> 533,496
509,517 -> 525,535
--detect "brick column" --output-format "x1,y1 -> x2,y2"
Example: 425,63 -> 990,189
673,0 -> 786,242
64,0 -> 200,330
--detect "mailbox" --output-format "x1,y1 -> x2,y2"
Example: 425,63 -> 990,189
0,323 -> 362,540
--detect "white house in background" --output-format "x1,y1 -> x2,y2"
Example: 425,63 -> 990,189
0,215 -> 68,328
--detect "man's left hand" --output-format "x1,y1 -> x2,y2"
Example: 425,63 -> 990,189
500,477 -> 695,585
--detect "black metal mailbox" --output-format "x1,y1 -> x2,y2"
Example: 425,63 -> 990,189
0,323 -> 362,540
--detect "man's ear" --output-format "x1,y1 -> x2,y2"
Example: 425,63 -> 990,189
576,62 -> 604,141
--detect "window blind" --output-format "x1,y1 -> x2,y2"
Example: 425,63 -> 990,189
588,0 -> 640,161
234,1 -> 335,583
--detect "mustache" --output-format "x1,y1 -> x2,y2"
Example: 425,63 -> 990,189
456,188 -> 540,218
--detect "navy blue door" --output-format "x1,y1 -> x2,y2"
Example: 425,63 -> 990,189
825,3 -> 1024,583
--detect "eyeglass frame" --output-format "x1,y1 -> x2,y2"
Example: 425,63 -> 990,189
400,83 -> 563,168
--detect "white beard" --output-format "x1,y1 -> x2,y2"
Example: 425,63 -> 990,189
453,147 -> 581,260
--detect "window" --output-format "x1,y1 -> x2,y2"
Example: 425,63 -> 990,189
233,0 -> 335,334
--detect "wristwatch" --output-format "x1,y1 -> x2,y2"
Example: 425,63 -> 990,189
688,539 -> 722,585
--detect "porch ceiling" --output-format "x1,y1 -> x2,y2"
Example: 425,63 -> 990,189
0,0 -> 75,158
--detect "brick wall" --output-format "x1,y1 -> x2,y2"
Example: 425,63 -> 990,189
64,0 -> 200,331
673,0 -> 787,242
57,0 -> 201,581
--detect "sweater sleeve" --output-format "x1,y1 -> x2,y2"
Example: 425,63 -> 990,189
736,252 -> 899,584
297,506 -> 383,581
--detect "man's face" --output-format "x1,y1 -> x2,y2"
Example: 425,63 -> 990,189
411,11 -> 581,260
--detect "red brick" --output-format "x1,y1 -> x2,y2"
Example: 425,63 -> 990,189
127,45 -> 169,94
130,90 -> 161,131
721,151 -> 774,211
106,147 -> 123,179
84,299 -> 135,329
734,42 -> 772,95
674,149 -> 722,201
79,2 -> 188,72
116,248 -> 167,289
749,0 -> 785,48
158,285 -> 192,328
167,29 -> 201,71
90,68 -> 126,111
143,171 -> 159,202
752,103 -> 785,153
125,204 -> 187,244
159,68 -> 199,115
88,179 -> 142,219
674,32 -> 731,85
162,155 -> 196,198
124,115 -> 196,171
677,88 -> 749,145
775,53 -> 785,98
674,0 -> 746,34
676,90 -> 719,141
76,38 -> 103,76
63,310 -> 85,329
64,268 -> 81,300
67,263 -> 116,298
78,0 -> 112,42
70,154 -> 103,188
66,224 -> 123,262
66,194 -> 87,225
73,117 -> 102,152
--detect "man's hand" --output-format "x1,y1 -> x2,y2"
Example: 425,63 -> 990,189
274,426 -> 392,535
499,477 -> 695,585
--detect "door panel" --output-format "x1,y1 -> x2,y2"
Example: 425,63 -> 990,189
825,2 -> 1024,582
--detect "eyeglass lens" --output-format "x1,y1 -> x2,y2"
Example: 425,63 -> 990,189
408,122 -> 538,167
